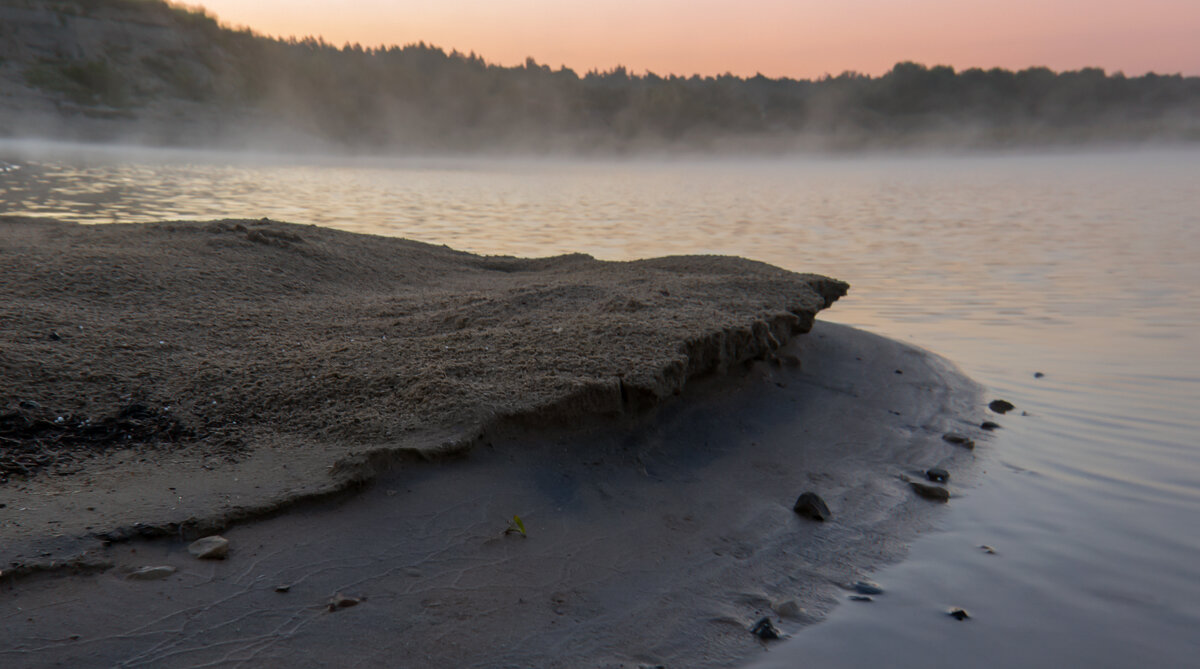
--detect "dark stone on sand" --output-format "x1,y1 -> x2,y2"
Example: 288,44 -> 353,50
750,617 -> 783,640
948,607 -> 971,621
980,421 -> 1000,431
853,580 -> 884,595
926,467 -> 949,483
793,492 -> 831,521
275,584 -> 291,593
328,593 -> 362,612
989,399 -> 1015,414
1034,372 -> 1045,378
942,433 -> 975,449
909,480 -> 950,502
849,595 -> 874,602
48,332 -> 60,341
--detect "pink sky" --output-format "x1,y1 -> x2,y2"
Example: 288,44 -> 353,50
190,0 -> 1200,78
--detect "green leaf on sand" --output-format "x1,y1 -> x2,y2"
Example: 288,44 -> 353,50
506,514 -> 527,536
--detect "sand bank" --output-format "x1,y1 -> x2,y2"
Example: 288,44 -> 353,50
1,216 -> 846,568
0,218 -> 991,667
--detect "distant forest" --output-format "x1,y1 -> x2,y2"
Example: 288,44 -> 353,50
3,0 -> 1199,151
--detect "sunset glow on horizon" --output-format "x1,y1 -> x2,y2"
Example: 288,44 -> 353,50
189,0 -> 1200,79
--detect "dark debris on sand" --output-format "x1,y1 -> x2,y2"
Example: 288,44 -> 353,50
0,402 -> 234,482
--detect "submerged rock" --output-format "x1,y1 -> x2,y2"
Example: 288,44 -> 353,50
750,616 -> 783,640
909,480 -> 950,502
942,433 -> 975,449
127,565 -> 176,580
188,535 -> 229,560
925,467 -> 949,483
989,399 -> 1016,414
792,492 -> 831,521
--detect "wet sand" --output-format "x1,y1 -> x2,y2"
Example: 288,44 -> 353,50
2,322 -> 984,668
1,218 -> 986,667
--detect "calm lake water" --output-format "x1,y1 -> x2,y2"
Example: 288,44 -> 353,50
2,141 -> 1199,667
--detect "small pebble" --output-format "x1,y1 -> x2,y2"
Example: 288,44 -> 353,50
980,421 -> 1001,431
909,480 -> 950,502
328,593 -> 362,612
926,467 -> 949,483
948,607 -> 971,621
989,399 -> 1015,414
127,566 -> 176,581
980,545 -> 997,555
793,491 -> 831,522
772,599 -> 803,619
942,433 -> 975,449
275,584 -> 291,593
750,616 -> 783,640
853,580 -> 884,595
188,535 -> 229,560
1034,372 -> 1045,378
849,595 -> 874,602
777,352 -> 802,367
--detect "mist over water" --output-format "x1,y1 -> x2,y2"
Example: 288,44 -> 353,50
2,143 -> 1199,666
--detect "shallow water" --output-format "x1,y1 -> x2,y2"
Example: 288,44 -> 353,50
2,142 -> 1199,666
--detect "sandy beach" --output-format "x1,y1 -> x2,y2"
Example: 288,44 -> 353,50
1,217 -> 986,667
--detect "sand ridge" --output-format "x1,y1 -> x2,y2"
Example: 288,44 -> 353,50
0,217 -> 846,566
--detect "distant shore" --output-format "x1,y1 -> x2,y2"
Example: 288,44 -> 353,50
3,2 -> 1197,155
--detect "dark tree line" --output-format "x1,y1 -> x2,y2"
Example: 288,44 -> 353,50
10,0 -> 1200,150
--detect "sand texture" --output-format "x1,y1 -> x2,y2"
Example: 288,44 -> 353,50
0,217 -> 846,566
